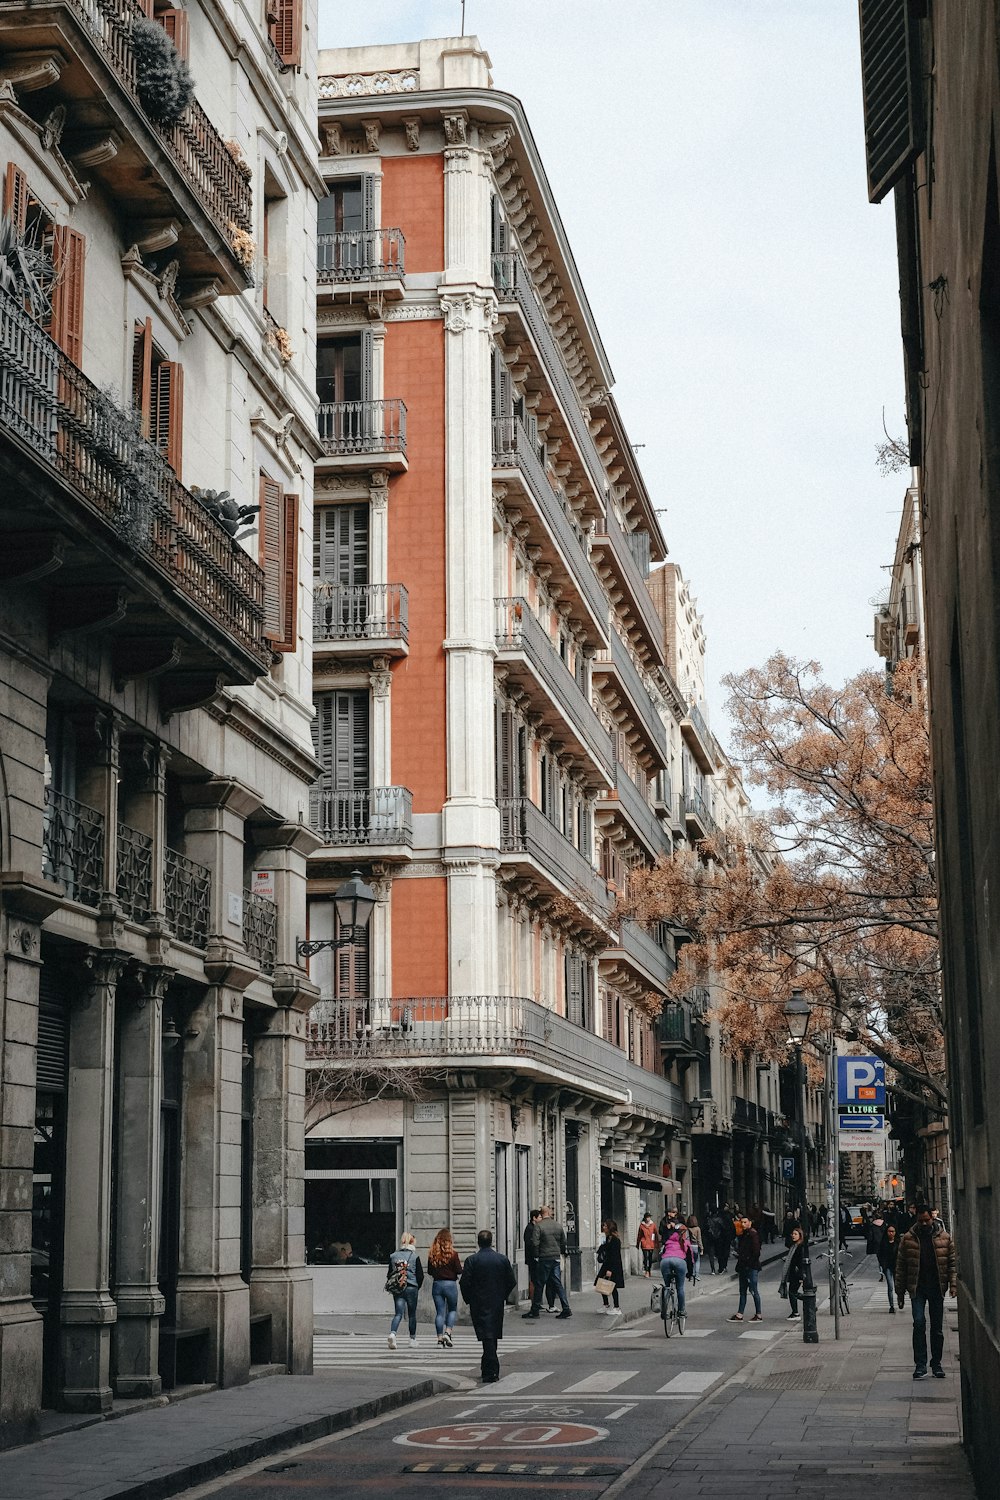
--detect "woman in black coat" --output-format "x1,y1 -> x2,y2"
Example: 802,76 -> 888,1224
596,1219 -> 625,1314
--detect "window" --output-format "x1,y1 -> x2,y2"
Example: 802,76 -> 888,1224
318,178 -> 369,237
4,165 -> 85,361
317,335 -> 366,405
157,7 -> 189,58
258,472 -> 299,652
268,0 -> 302,67
314,504 -> 369,586
132,319 -> 183,473
313,691 -> 370,791
305,1139 -> 398,1265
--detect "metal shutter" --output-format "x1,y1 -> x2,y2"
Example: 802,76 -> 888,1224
37,968 -> 69,1093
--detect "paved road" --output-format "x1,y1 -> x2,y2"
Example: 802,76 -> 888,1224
179,1256 -> 803,1499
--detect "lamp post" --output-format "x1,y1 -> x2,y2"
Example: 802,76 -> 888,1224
784,990 -> 819,1344
296,869 -> 376,961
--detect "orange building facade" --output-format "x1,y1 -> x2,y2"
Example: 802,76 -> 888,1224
305,37 -> 707,1309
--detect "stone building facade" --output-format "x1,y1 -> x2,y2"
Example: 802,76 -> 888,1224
0,0 -> 320,1442
858,1 -> 1000,1489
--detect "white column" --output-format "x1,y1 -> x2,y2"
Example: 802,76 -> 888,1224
368,470 -> 389,586
370,657 -> 392,786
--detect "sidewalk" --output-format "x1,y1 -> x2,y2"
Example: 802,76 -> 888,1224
613,1264 -> 978,1500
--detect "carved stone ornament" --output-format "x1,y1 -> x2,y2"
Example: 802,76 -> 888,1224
158,258 -> 180,301
442,112 -> 468,146
362,119 -> 381,153
41,103 -> 66,151
320,121 -> 344,156
11,926 -> 38,957
276,130 -> 288,156
369,658 -> 391,697
403,117 -> 420,152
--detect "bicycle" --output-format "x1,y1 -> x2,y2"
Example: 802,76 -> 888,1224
815,1251 -> 851,1315
659,1277 -> 686,1337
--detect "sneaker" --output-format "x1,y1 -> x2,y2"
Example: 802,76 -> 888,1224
410,1336 -> 418,1347
889,1305 -> 896,1314
557,1308 -> 573,1319
728,1313 -> 744,1322
436,1335 -> 446,1347
522,1311 -> 540,1319
931,1364 -> 945,1379
387,1333 -> 396,1350
787,1312 -> 801,1321
750,1314 -> 763,1322
444,1332 -> 454,1348
913,1367 -> 928,1380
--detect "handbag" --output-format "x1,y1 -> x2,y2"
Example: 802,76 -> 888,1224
594,1275 -> 616,1296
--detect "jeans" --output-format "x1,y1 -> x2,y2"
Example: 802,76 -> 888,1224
884,1265 -> 896,1309
911,1286 -> 944,1370
391,1286 -> 419,1336
433,1279 -> 459,1335
688,1246 -> 701,1282
661,1256 -> 687,1316
530,1257 -> 569,1313
528,1259 -> 556,1308
738,1266 -> 761,1315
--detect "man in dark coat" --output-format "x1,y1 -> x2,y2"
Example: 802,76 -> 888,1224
460,1228 -> 517,1383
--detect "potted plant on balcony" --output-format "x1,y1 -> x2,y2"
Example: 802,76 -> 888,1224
190,487 -> 260,544
132,18 -> 195,125
0,213 -> 55,323
91,386 -> 159,549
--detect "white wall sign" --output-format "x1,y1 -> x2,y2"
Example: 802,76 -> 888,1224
413,1102 -> 445,1123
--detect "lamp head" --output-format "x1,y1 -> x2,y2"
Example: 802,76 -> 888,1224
784,988 -> 812,1043
334,869 -> 376,933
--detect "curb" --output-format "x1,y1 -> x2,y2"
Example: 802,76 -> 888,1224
101,1378 -> 444,1500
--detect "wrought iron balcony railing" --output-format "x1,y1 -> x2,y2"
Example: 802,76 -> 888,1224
164,847 -> 211,949
116,821 -> 153,922
317,228 -> 405,283
594,631 -> 669,767
0,0 -> 252,241
494,598 -> 614,781
42,787 -> 104,907
307,994 -> 688,1121
616,919 -> 673,989
603,761 -> 671,860
243,887 -> 277,973
492,416 -> 608,634
733,1095 -> 768,1133
680,787 -> 716,839
0,290 -> 268,668
317,399 -> 407,457
491,251 -> 608,500
592,507 -> 666,660
313,582 -> 409,644
498,796 -> 613,918
309,785 -> 413,848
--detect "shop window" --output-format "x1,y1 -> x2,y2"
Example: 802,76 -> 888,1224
304,1138 -> 398,1264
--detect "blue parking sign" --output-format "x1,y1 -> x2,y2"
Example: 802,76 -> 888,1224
781,1157 -> 796,1181
837,1056 -> 885,1108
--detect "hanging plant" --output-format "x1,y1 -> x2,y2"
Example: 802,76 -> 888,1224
132,18 -> 196,125
227,220 -> 256,272
265,323 -> 294,365
92,387 -> 158,550
224,139 -> 253,181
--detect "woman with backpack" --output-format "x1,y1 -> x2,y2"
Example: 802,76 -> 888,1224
428,1227 -> 464,1348
387,1231 -> 424,1350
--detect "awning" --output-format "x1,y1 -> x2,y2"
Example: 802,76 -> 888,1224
603,1165 -> 677,1194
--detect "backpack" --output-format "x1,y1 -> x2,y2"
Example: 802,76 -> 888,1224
384,1254 -> 410,1295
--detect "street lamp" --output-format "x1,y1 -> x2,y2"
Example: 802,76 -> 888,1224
296,870 -> 376,961
784,988 -> 819,1345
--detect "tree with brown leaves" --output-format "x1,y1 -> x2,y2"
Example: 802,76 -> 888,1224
624,654 -> 943,1110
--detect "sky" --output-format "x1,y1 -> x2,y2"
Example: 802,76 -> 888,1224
316,0 -> 906,737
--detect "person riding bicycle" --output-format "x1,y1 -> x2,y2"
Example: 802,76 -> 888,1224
659,1211 -> 689,1330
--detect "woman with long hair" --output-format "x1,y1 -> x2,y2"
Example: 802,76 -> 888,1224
686,1214 -> 703,1285
596,1219 -> 625,1314
428,1227 -> 464,1348
387,1231 -> 424,1350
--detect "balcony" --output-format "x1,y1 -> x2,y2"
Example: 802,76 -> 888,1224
307,993 -> 687,1121
606,919 -> 673,991
313,582 -> 409,658
599,762 -> 671,861
658,1003 -> 708,1059
317,229 -> 405,298
243,887 -> 277,974
42,787 -> 103,907
493,417 -> 608,641
680,788 -> 715,843
0,0 -> 252,296
116,820 -> 153,922
164,847 -> 210,949
591,508 -> 666,665
494,598 -> 614,788
309,785 -> 413,857
499,796 -> 613,926
732,1095 -> 768,1135
593,631 -> 669,768
316,399 -> 407,472
0,290 -> 270,700
680,701 -> 716,774
492,252 -> 608,503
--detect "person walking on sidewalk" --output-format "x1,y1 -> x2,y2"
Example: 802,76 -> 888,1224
636,1212 -> 659,1277
729,1217 -> 763,1322
686,1215 -> 703,1284
779,1227 -> 805,1321
895,1205 -> 957,1379
523,1204 -> 571,1319
460,1228 -> 517,1384
877,1222 -> 899,1312
428,1227 -> 464,1348
659,1212 -> 690,1332
596,1219 -> 625,1314
387,1232 -> 423,1350
523,1208 -> 555,1312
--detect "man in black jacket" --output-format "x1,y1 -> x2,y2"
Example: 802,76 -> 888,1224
460,1229 -> 518,1383
522,1204 -> 571,1318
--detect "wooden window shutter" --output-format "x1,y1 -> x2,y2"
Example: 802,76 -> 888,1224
158,8 -> 189,59
259,472 -> 283,640
858,0 -> 923,204
3,163 -> 29,232
312,692 -> 334,783
151,360 -> 183,473
49,227 -> 86,364
316,503 -> 368,585
269,0 -> 302,67
132,319 -> 152,433
335,913 -> 369,998
271,490 -> 299,653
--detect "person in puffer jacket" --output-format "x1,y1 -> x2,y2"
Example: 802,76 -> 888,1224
894,1206 -> 957,1379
